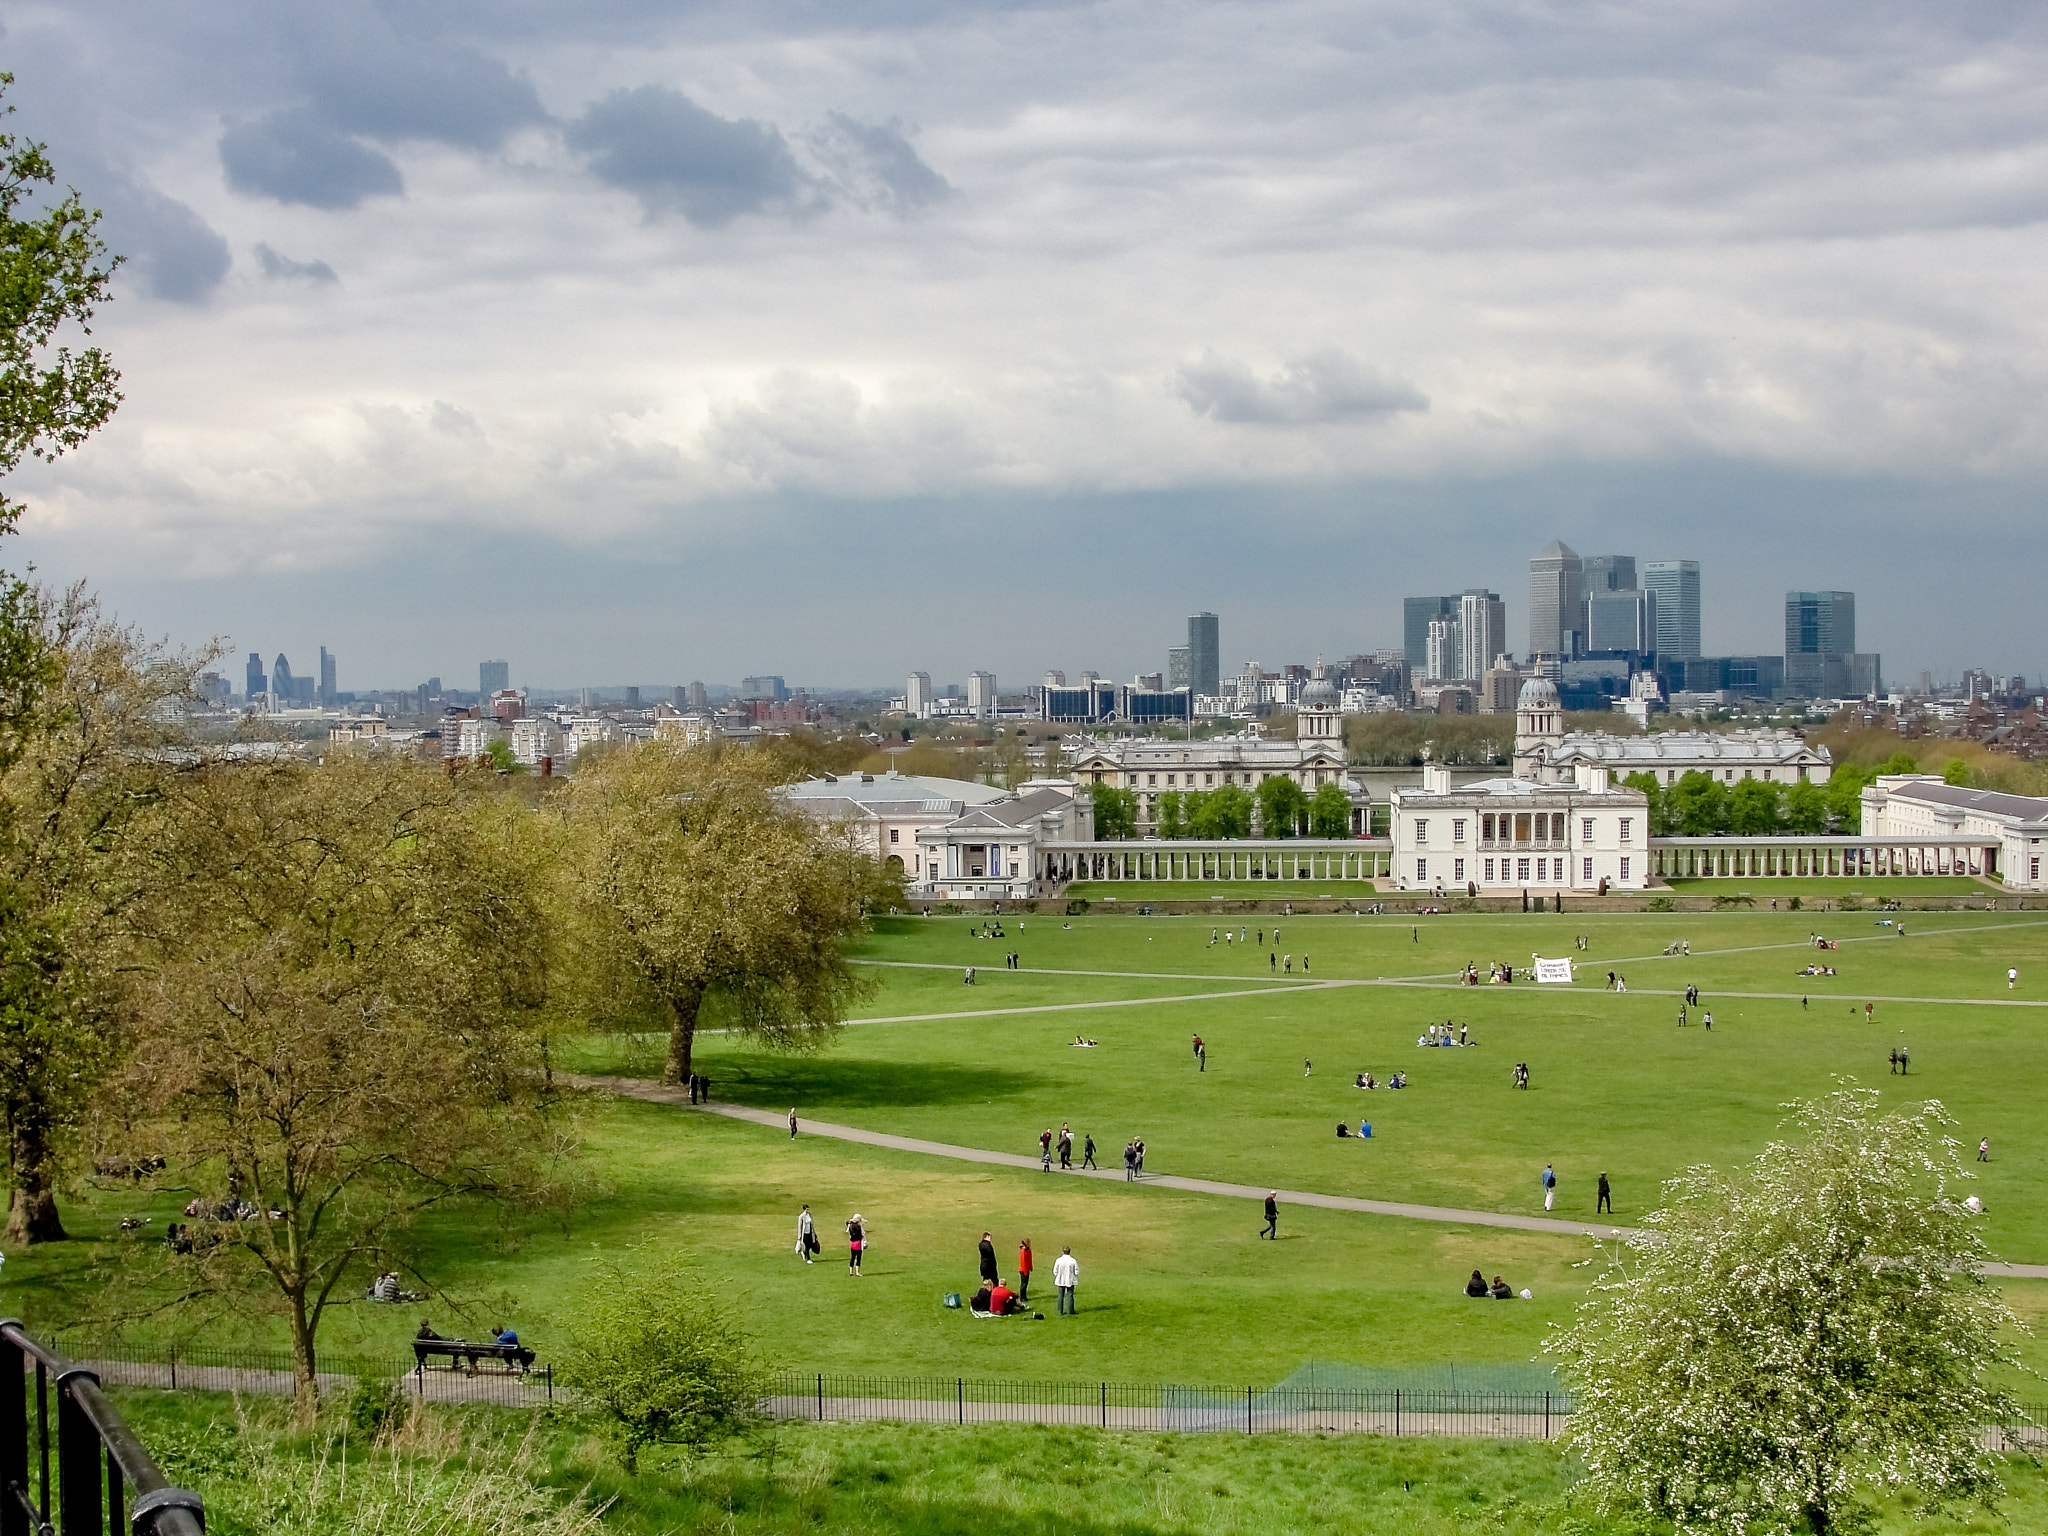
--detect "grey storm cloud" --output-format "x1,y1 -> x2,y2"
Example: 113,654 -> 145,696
255,244 -> 340,284
220,107 -> 405,209
809,113 -> 952,213
95,176 -> 232,304
1177,351 -> 1429,426
301,37 -> 547,151
565,86 -> 810,225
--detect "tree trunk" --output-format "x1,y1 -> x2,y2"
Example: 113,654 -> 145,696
288,1287 -> 320,1414
662,989 -> 704,1086
5,1123 -> 66,1244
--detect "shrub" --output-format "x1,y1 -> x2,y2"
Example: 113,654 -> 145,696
345,1376 -> 410,1442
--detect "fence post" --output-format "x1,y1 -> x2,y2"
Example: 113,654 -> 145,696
0,1327 -> 26,1536
56,1368 -> 102,1536
817,1373 -> 824,1422
1395,1388 -> 1401,1437
957,1378 -> 963,1425
1545,1391 -> 1551,1440
546,1364 -> 553,1405
1100,1382 -> 1106,1429
169,1344 -> 176,1393
1245,1386 -> 1252,1436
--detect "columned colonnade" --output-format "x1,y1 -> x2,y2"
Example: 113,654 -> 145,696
1042,839 -> 1392,885
1649,838 -> 1998,880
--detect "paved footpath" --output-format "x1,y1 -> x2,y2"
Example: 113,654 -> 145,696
573,1073 -> 2048,1279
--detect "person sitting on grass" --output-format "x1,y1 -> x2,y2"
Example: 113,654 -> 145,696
988,1279 -> 1017,1315
1337,1121 -> 1351,1137
1465,1269 -> 1489,1298
970,1283 -> 993,1312
1490,1276 -> 1513,1299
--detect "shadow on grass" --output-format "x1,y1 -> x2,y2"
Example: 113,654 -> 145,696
696,1055 -> 1050,1112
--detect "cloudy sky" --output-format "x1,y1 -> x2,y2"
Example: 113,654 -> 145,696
4,1 -> 2046,692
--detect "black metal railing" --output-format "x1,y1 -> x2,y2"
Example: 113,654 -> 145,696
1,1320 -> 205,1536
64,1341 -> 551,1410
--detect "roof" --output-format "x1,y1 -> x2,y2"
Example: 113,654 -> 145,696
1547,730 -> 1827,764
781,770 -> 1009,807
1883,780 -> 2048,825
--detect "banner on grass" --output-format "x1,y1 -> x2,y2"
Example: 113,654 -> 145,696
1533,958 -> 1575,984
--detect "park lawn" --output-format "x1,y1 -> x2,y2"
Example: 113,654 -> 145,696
109,1391 -> 2048,1536
844,962 -> 1308,1022
1661,874 -> 2000,899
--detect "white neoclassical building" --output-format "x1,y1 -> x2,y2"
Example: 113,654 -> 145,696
1511,678 -> 1831,787
1860,775 -> 2048,891
1067,662 -> 1372,834
1388,761 -> 1653,894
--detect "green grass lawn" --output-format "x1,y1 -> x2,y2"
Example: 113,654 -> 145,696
1660,874 -> 1999,899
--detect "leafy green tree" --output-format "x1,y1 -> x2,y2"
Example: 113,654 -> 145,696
1089,783 -> 1137,840
1621,771 -> 1674,837
1254,776 -> 1308,837
482,737 -> 523,774
557,744 -> 876,1086
557,1254 -> 765,1473
1188,783 -> 1252,839
1670,771 -> 1728,836
1881,750 -> 1920,775
1727,778 -> 1783,835
1308,782 -> 1350,838
0,77 -> 123,534
1154,789 -> 1185,839
1550,1089 -> 2017,1536
1784,779 -> 1828,835
1943,758 -> 1970,786
1824,763 -> 1874,833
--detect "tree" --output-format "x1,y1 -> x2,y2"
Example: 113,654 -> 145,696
1727,778 -> 1783,835
1670,770 -> 1728,836
1089,783 -> 1137,840
1188,783 -> 1252,839
1943,758 -> 1971,787
115,755 -> 565,1403
1254,776 -> 1307,837
1621,771 -> 1673,837
1881,750 -> 1920,775
482,737 -> 522,774
1784,779 -> 1828,835
1824,763 -> 1873,833
0,590 -> 211,1244
0,76 -> 123,534
1308,782 -> 1350,838
1153,789 -> 1185,839
557,1253 -> 765,1473
557,744 -> 876,1086
1549,1090 -> 2018,1536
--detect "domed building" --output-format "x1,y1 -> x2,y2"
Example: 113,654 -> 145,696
1297,658 -> 1343,745
1511,673 -> 1831,790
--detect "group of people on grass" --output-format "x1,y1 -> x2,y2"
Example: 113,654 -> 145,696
1419,1020 -> 1468,1047
1352,1070 -> 1406,1090
1464,962 -> 1521,984
972,1231 -> 1081,1316
1464,1270 -> 1522,1300
792,1204 -> 870,1273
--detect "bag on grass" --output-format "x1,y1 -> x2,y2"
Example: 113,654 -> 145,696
943,1293 -> 962,1309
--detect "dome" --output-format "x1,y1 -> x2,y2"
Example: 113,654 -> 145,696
1299,674 -> 1339,709
1517,678 -> 1560,710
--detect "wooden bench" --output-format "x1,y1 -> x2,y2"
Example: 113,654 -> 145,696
412,1338 -> 535,1375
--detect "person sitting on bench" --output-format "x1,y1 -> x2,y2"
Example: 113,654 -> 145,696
1490,1275 -> 1514,1299
1465,1269 -> 1489,1297
416,1321 -> 443,1341
494,1325 -> 519,1348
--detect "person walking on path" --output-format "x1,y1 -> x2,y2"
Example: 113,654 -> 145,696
797,1204 -> 816,1263
1122,1141 -> 1137,1180
789,1107 -> 799,1139
1702,1011 -> 1712,1032
1542,1163 -> 1556,1211
1040,1128 -> 1054,1171
1082,1133 -> 1097,1170
1596,1173 -> 1611,1214
1261,1192 -> 1278,1239
1059,1124 -> 1073,1169
1192,1033 -> 1205,1071
979,1232 -> 999,1285
1135,1138 -> 1146,1173
846,1214 -> 866,1275
1053,1247 -> 1079,1314
1304,1058 -> 1312,1077
1017,1238 -> 1034,1303
1979,1138 -> 1992,1162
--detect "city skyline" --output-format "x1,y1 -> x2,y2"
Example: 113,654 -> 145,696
6,7 -> 2048,686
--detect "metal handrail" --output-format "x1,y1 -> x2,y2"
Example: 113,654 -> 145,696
0,1320 -> 204,1536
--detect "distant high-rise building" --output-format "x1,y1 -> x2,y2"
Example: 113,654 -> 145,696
1586,588 -> 1656,654
480,659 -> 509,695
579,686 -> 597,709
1403,595 -> 1458,673
1425,617 -> 1462,682
906,671 -> 932,718
967,671 -> 997,719
672,685 -> 689,711
245,652 -> 265,700
273,654 -> 295,705
1043,670 -> 1067,688
1643,560 -> 1702,660
1166,648 -> 1190,691
1134,672 -> 1164,692
1581,555 -> 1637,594
1784,590 -> 1877,697
1528,541 -> 1584,658
624,686 -> 642,709
1187,612 -> 1220,698
1457,589 -> 1506,682
318,647 -> 337,707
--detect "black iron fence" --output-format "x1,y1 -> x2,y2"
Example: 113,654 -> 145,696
62,1340 -> 552,1409
1,1319 -> 205,1536
765,1371 -> 1576,1438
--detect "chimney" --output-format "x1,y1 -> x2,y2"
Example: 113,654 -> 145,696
1422,764 -> 1452,795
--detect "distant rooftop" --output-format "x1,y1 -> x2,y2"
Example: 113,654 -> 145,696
781,770 -> 1010,806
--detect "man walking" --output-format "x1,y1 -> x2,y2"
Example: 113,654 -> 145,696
1053,1246 -> 1079,1314
1059,1124 -> 1073,1169
1192,1033 -> 1205,1071
1261,1192 -> 1278,1239
1040,1128 -> 1054,1171
789,1107 -> 799,1139
1542,1163 -> 1556,1211
979,1232 -> 999,1286
1303,1058 -> 1312,1077
1082,1133 -> 1097,1170
1702,1010 -> 1712,1032
2010,968 -> 2019,990
1123,1141 -> 1138,1181
797,1203 -> 816,1263
1596,1173 -> 1611,1214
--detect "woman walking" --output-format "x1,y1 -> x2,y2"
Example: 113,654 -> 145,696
846,1213 -> 867,1275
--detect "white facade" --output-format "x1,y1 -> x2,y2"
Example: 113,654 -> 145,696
1066,711 -> 1370,836
1860,775 -> 2048,891
967,671 -> 997,718
1512,678 -> 1830,786
906,671 -> 933,718
1389,762 -> 1652,893
509,717 -> 564,766
782,770 -> 1017,881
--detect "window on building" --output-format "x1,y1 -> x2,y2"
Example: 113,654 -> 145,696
1798,765 -> 1810,782
1725,770 -> 1735,781
1417,858 -> 1427,880
1517,857 -> 1530,880
1454,858 -> 1465,880
889,828 -> 899,843
1484,858 -> 1495,880
2034,858 -> 2040,880
1482,813 -> 1496,841
1583,856 -> 1593,881
1619,857 -> 1631,880
1667,770 -> 1677,784
1453,819 -> 1466,843
1148,774 -> 1157,786
1415,820 -> 1428,844
1581,818 -> 1594,840
1205,774 -> 1214,786
1620,818 -> 1632,843
1009,863 -> 1019,876
1165,774 -> 1175,786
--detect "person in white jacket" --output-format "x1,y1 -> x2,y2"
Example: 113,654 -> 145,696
1053,1247 -> 1080,1314
796,1204 -> 815,1263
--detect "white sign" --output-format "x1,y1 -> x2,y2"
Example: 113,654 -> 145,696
1533,957 -> 1575,984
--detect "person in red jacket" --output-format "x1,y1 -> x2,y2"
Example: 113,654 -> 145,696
1017,1239 -> 1034,1303
988,1279 -> 1015,1315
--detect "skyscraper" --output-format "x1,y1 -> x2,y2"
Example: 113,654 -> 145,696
319,646 -> 337,707
688,680 -> 708,710
1585,588 -> 1656,653
1403,595 -> 1458,672
1166,648 -> 1190,691
1457,589 -> 1506,681
906,671 -> 932,717
1186,612 -> 1220,698
967,671 -> 997,718
245,652 -> 265,700
1528,541 -> 1584,657
1581,555 -> 1637,594
480,659 -> 509,695
1784,590 -> 1877,696
1425,618 -> 1461,681
1643,560 -> 1702,659
273,654 -> 295,703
